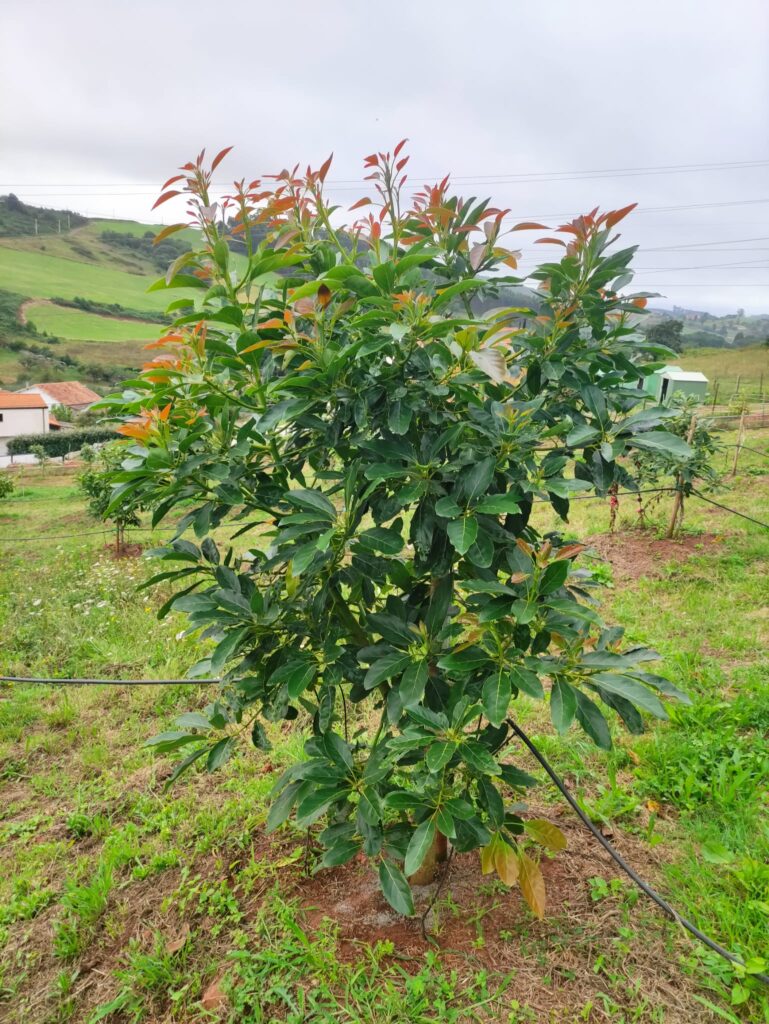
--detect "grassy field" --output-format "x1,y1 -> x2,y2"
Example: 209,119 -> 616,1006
0,247 -> 182,312
679,346 -> 769,394
24,303 -> 163,344
0,432 -> 767,1023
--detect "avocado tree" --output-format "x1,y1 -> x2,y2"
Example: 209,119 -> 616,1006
78,441 -> 142,553
105,144 -> 691,918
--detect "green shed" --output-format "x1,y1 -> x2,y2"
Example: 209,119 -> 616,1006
643,365 -> 709,405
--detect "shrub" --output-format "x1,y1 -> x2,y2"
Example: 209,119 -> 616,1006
108,144 -> 692,918
0,474 -> 14,500
6,428 -> 116,458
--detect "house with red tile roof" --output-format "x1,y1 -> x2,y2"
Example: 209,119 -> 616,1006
0,391 -> 49,455
17,381 -> 101,412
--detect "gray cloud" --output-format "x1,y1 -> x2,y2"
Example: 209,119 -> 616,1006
2,0 -> 768,313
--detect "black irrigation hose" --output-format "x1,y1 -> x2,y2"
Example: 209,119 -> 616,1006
1,674 -> 766,983
689,489 -> 769,530
506,718 -> 769,987
0,676 -> 215,687
0,526 -> 178,544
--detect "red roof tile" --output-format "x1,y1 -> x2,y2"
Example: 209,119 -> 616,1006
22,381 -> 101,406
0,391 -> 47,409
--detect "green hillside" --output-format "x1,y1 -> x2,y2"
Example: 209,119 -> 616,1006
0,198 -> 197,390
24,302 -> 162,343
0,247 -> 176,311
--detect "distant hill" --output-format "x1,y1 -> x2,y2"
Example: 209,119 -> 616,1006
0,198 -> 200,391
642,305 -> 769,350
0,194 -> 88,237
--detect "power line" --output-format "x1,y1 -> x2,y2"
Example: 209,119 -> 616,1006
644,235 -> 769,252
4,156 -> 768,190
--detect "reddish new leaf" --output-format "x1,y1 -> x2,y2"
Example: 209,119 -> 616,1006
152,223 -> 187,245
152,190 -> 181,210
317,152 -> 334,183
605,202 -> 638,229
210,146 -> 234,172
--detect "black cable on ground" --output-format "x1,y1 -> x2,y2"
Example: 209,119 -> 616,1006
689,490 -> 769,530
1,672 -> 766,984
0,676 -> 215,687
506,718 -> 769,986
0,526 -> 178,544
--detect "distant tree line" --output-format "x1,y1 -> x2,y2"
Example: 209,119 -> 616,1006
0,194 -> 88,237
100,230 -> 191,273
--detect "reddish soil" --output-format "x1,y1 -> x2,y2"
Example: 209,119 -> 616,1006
584,530 -> 722,582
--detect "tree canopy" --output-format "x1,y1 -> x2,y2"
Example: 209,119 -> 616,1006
102,143 -> 692,917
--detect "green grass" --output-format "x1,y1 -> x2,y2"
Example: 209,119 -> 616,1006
89,219 -> 201,245
24,302 -> 163,343
0,438 -> 768,1023
679,345 -> 769,389
0,246 -> 188,312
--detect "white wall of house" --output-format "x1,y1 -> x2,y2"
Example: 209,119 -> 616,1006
18,386 -> 63,409
0,407 -> 49,455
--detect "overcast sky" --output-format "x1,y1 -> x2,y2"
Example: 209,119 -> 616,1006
3,0 -> 768,315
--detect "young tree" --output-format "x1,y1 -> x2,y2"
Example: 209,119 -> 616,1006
105,144 -> 692,918
29,443 -> 50,475
78,442 -> 141,553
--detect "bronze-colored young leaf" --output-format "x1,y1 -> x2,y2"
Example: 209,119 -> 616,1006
518,851 -> 546,919
524,819 -> 567,852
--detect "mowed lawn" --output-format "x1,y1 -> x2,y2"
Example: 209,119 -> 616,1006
0,247 -> 187,312
24,302 -> 163,343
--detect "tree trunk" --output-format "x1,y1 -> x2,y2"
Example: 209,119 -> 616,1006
408,831 -> 448,886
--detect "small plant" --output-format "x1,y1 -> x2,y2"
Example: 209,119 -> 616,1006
108,143 -> 694,919
29,443 -> 50,474
0,473 -> 14,500
51,402 -> 74,423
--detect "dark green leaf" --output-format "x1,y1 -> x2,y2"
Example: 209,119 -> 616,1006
404,818 -> 437,877
550,679 -> 577,734
575,691 -> 612,749
447,515 -> 478,555
482,671 -> 511,727
379,860 -> 414,916
399,660 -> 428,708
364,653 -> 413,690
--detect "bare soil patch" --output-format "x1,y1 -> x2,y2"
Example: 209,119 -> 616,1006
585,530 -> 722,583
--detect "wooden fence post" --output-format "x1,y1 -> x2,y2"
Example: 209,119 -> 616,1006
730,411 -> 747,478
666,415 -> 697,539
